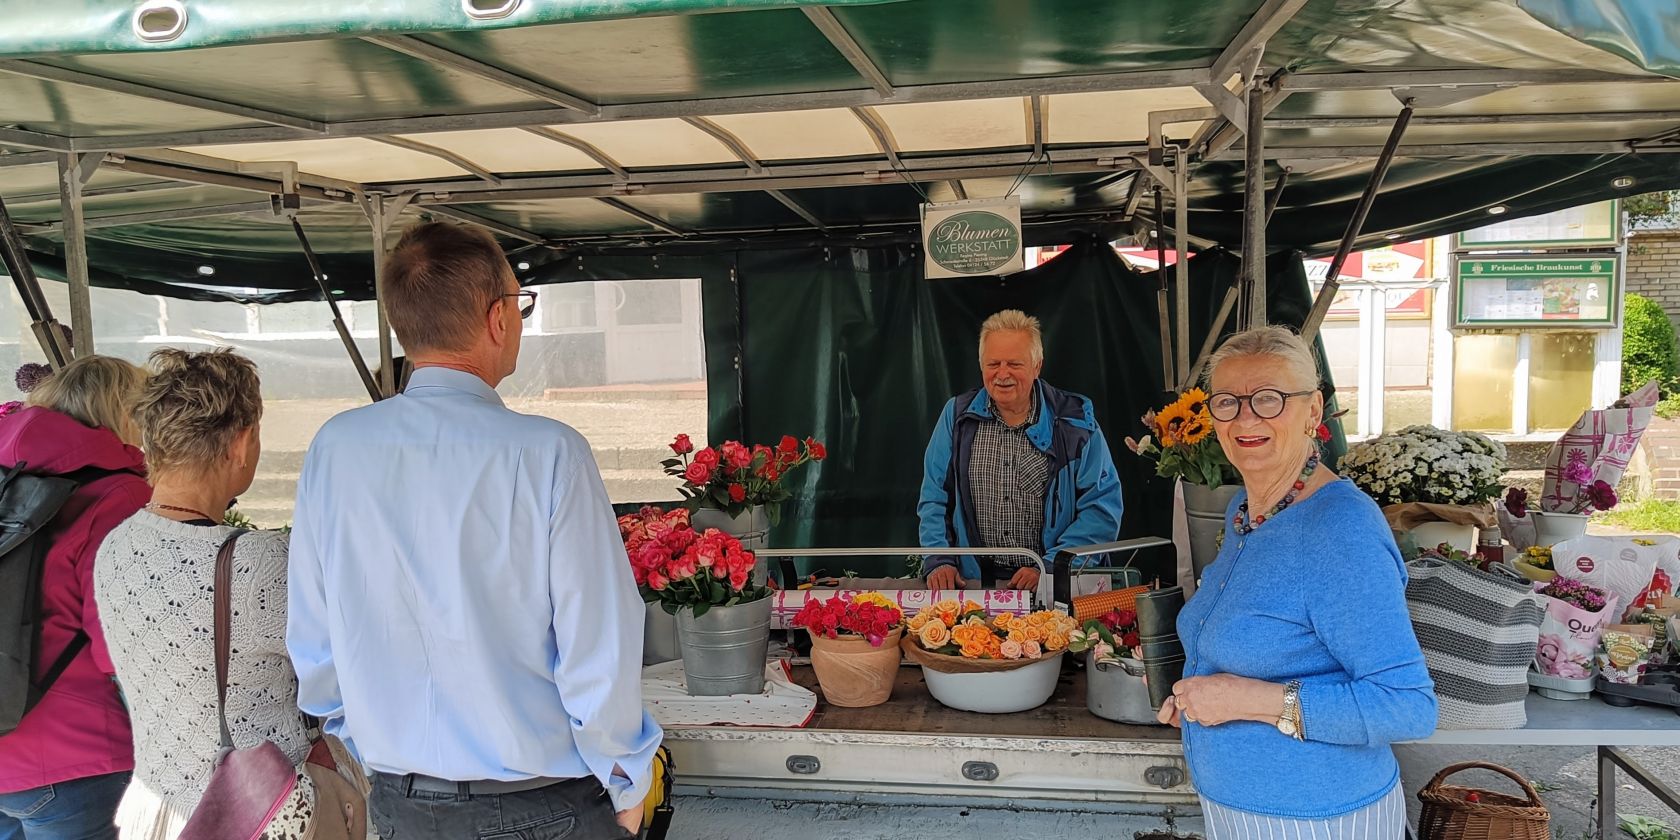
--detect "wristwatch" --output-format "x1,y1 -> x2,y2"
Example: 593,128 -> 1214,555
1277,680 -> 1303,740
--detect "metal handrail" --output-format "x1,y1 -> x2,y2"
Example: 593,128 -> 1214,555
753,546 -> 1049,603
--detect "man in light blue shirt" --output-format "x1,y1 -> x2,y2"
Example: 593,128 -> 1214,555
288,222 -> 660,838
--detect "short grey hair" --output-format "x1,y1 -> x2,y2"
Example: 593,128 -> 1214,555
1204,326 -> 1320,391
978,309 -> 1044,365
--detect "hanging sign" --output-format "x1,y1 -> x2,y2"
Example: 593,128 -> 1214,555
921,196 -> 1024,279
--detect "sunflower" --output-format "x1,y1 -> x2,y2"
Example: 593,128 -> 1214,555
1154,399 -> 1193,447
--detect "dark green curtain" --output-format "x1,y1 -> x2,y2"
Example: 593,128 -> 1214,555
717,237 -> 1344,582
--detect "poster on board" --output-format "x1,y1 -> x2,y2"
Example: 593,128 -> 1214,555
921,196 -> 1024,279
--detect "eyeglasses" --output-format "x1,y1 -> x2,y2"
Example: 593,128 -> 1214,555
1208,388 -> 1315,421
493,291 -> 538,319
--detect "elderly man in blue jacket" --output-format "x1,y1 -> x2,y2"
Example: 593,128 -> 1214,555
919,309 -> 1124,592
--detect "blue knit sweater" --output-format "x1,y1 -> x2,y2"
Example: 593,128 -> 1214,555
1177,478 -> 1438,819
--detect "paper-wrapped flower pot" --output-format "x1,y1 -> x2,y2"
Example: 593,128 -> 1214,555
809,629 -> 902,708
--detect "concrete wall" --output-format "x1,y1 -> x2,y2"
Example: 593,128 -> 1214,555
1628,227 -> 1680,326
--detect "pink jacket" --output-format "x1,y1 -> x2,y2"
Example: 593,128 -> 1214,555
0,407 -> 148,791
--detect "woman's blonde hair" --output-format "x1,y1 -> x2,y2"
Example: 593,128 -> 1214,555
135,348 -> 263,476
25,355 -> 148,444
1204,325 -> 1321,391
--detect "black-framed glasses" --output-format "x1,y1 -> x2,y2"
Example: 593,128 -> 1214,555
493,291 -> 538,319
1208,388 -> 1315,421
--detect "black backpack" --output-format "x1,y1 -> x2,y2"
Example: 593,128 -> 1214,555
0,462 -> 127,735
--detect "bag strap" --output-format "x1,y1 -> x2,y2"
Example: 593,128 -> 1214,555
32,631 -> 88,698
213,530 -> 246,751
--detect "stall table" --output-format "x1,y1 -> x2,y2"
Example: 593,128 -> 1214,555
664,664 -> 1680,832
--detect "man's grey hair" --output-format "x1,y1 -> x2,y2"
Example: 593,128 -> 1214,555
1204,325 -> 1320,391
978,309 -> 1044,365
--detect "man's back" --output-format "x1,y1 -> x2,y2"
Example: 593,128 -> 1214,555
287,366 -> 660,794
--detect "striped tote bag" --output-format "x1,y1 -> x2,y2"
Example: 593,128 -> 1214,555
1405,557 -> 1545,729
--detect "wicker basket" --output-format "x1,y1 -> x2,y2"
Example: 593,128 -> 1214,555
1417,762 -> 1550,840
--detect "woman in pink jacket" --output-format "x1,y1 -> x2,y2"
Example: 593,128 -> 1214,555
0,358 -> 150,839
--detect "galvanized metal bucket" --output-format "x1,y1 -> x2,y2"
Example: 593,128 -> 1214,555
1086,652 -> 1158,725
676,596 -> 772,696
1182,481 -> 1239,582
644,602 -> 681,666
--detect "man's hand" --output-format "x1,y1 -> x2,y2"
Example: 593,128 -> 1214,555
1007,567 -> 1040,592
926,565 -> 963,591
616,803 -> 645,837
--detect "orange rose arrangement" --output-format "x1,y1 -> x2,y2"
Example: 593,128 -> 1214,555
906,601 -> 1077,661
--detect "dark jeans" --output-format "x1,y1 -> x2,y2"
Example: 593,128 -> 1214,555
0,771 -> 129,840
369,773 -> 632,840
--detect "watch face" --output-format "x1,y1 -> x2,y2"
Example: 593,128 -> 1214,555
1278,719 -> 1298,736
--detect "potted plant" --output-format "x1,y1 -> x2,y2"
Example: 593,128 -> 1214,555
1531,577 -> 1618,700
1534,461 -> 1620,545
662,434 -> 827,561
623,505 -> 773,696
1067,609 -> 1155,725
618,506 -> 693,666
901,601 -> 1075,714
1341,425 -> 1506,553
790,592 -> 905,707
1126,388 -> 1241,579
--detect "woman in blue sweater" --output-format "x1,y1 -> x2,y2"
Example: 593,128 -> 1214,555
1160,326 -> 1437,838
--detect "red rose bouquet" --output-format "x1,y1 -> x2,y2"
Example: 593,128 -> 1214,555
791,592 -> 904,648
618,505 -> 770,616
1067,608 -> 1141,665
663,433 -> 827,525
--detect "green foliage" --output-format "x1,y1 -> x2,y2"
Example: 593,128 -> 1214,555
1658,393 -> 1680,420
1626,190 -> 1680,228
1621,293 -> 1680,398
1620,815 -> 1677,840
1595,498 -> 1680,535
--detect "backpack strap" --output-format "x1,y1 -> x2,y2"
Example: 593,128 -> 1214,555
29,631 -> 87,702
212,530 -> 246,751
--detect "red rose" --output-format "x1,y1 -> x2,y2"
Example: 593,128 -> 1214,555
670,434 -> 695,455
778,435 -> 800,457
806,438 -> 827,461
684,461 -> 713,485
722,441 -> 753,470
1315,424 -> 1332,443
729,483 -> 746,503
693,448 -> 721,470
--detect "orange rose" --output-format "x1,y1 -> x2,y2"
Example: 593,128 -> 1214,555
1044,631 -> 1069,651
918,621 -> 951,649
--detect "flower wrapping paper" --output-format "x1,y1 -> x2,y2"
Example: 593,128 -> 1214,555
772,589 -> 1029,631
1533,584 -> 1619,680
1547,535 -> 1668,617
1540,382 -> 1658,513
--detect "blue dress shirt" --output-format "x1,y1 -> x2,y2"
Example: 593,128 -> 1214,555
287,366 -> 662,809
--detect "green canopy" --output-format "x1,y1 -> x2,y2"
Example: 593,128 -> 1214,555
0,0 -> 1678,300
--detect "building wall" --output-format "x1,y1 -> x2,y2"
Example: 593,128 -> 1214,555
1628,228 -> 1680,326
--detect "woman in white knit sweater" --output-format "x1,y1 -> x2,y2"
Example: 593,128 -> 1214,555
92,348 -> 309,840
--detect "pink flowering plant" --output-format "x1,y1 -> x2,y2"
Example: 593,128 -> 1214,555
1537,577 -> 1610,613
618,505 -> 770,617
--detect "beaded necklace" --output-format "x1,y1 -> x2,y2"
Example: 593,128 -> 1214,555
1233,451 -> 1321,535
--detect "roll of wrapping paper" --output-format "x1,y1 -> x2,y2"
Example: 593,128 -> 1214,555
770,588 -> 1032,631
1072,585 -> 1151,621
1135,586 -> 1187,711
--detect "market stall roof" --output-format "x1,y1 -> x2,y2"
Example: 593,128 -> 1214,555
3,0 -> 1680,300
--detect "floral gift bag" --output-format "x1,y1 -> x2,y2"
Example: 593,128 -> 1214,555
1549,536 -> 1664,617
1532,579 -> 1619,680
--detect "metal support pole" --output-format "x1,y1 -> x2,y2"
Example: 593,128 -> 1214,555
292,219 -> 381,403
1183,286 -> 1242,390
1174,156 -> 1191,380
1300,100 -> 1415,343
1154,185 -> 1174,391
1265,166 -> 1291,224
1597,746 -> 1615,840
360,193 -> 414,398
0,192 -> 73,367
1240,80 -> 1267,329
367,198 -> 396,398
57,153 -> 93,357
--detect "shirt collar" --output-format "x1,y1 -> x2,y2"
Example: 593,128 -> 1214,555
404,366 -> 505,406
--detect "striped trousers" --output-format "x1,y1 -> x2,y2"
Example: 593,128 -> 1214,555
1199,783 -> 1408,840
